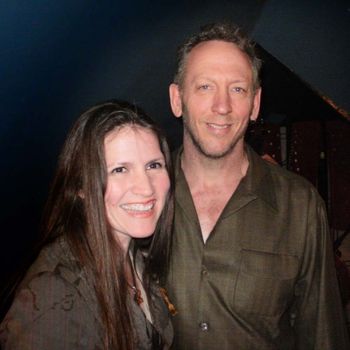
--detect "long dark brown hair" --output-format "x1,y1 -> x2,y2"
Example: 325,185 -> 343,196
40,100 -> 174,349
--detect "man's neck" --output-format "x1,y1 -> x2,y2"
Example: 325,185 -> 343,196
181,142 -> 249,190
180,141 -> 249,242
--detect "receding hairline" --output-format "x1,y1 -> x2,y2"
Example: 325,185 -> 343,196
176,39 -> 259,89
173,22 -> 262,91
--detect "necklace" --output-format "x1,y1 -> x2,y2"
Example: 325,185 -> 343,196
130,284 -> 144,305
127,254 -> 144,305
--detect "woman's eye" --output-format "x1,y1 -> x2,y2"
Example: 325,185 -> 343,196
148,162 -> 163,170
111,166 -> 126,174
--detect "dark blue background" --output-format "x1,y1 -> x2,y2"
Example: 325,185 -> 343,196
1,0 -> 349,286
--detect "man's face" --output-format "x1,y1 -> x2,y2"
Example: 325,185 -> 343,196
170,40 -> 261,159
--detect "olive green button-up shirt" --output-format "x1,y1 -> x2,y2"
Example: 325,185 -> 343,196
167,146 -> 349,349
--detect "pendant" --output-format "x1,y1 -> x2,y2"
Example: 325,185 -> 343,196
131,286 -> 144,305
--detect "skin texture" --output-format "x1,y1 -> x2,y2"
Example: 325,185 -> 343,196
104,126 -> 170,252
169,40 -> 261,239
170,40 -> 261,161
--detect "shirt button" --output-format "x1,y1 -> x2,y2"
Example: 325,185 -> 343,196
199,322 -> 209,332
201,268 -> 208,276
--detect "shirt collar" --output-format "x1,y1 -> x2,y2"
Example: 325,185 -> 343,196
242,145 -> 278,211
173,144 -> 278,214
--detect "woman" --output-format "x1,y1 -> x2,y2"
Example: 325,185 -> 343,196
0,100 -> 174,349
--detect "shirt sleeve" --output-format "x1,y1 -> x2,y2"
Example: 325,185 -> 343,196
0,271 -> 100,350
293,192 -> 350,349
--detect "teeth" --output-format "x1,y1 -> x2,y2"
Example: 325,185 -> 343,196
208,123 -> 229,129
121,202 -> 154,211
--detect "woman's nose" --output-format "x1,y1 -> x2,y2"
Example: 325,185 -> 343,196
131,170 -> 154,196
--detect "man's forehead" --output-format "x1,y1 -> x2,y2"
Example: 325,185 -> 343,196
184,41 -> 253,80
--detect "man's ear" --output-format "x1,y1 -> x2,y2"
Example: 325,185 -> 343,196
250,87 -> 262,122
169,83 -> 183,118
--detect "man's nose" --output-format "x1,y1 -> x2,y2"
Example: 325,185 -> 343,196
212,89 -> 232,115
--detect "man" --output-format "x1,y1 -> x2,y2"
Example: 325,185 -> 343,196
167,22 -> 349,349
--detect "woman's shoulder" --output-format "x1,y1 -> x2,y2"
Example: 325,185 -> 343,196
0,238 -> 102,349
0,270 -> 102,350
19,237 -> 80,288
10,237 -> 88,316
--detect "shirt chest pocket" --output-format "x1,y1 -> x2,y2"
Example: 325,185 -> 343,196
233,249 -> 299,317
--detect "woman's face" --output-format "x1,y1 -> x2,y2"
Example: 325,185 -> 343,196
104,125 -> 170,252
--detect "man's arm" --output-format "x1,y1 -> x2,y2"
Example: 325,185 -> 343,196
294,194 -> 349,349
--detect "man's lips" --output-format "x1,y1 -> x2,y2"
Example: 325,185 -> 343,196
207,123 -> 230,129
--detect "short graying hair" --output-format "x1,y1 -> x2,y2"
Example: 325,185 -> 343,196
174,22 -> 262,92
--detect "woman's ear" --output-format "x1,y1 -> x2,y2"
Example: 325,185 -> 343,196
169,83 -> 183,118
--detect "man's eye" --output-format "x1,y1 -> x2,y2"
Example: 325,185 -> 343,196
232,87 -> 245,93
199,84 -> 211,90
111,167 -> 126,174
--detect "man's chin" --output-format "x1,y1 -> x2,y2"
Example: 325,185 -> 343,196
194,142 -> 236,159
